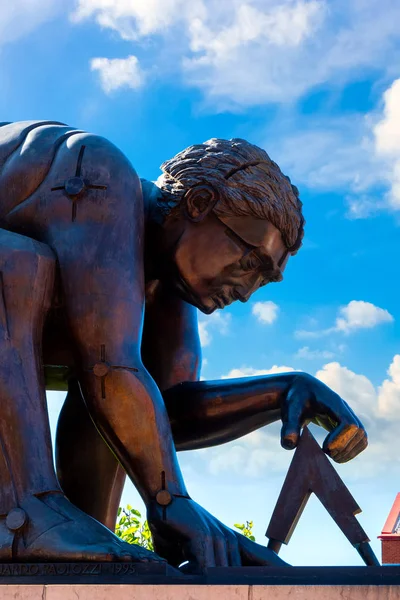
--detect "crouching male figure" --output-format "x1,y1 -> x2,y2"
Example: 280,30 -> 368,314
0,121 -> 367,569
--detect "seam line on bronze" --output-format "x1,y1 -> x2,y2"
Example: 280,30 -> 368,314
6,129 -> 85,217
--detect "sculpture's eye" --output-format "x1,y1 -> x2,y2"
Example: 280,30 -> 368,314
239,252 -> 264,272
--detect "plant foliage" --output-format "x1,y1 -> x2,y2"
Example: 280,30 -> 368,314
115,505 -> 154,551
115,505 -> 256,548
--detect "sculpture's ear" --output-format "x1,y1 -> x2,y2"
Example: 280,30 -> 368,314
184,184 -> 219,223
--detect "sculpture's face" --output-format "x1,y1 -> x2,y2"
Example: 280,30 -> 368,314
170,187 -> 290,314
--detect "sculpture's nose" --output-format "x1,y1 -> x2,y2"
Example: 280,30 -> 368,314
236,276 -> 261,303
238,290 -> 251,303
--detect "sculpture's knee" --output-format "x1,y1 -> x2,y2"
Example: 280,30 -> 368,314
0,229 -> 56,340
0,228 -> 55,265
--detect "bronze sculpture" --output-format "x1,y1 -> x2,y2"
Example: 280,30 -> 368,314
0,121 -> 367,570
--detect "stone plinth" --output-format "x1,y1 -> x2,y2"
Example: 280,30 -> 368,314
1,585 -> 400,600
0,565 -> 400,597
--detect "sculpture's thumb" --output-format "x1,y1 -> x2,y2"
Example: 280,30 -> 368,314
280,422 -> 301,450
280,384 -> 304,450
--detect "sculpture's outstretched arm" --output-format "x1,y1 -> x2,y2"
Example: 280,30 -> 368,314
165,374 -> 290,449
164,374 -> 368,464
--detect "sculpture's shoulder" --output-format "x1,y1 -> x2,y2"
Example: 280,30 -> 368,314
0,121 -> 140,216
0,121 -> 134,171
0,121 -> 75,167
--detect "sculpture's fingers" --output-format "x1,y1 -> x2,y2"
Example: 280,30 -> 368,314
152,534 -> 183,568
212,527 -> 229,567
184,533 -> 216,573
227,538 -> 242,567
237,534 -> 289,566
330,428 -> 366,462
322,422 -> 360,458
335,436 -> 368,464
280,385 -> 305,450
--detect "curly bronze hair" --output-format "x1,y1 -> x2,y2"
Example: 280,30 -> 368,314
157,138 -> 304,254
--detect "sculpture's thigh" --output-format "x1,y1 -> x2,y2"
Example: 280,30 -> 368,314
56,377 -> 126,531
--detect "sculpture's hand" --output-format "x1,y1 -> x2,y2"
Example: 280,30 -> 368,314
281,373 -> 367,463
147,496 -> 287,572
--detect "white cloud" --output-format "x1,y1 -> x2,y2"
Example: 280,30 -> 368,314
198,322 -> 210,347
72,0 -> 205,39
222,365 -> 296,379
373,78 -> 400,209
295,329 -> 323,340
315,362 -> 377,426
378,355 -> 400,418
258,79 -> 400,220
207,424 -> 291,477
345,195 -> 385,220
252,301 -> 279,325
295,346 -> 335,360
185,0 -> 328,106
315,357 -> 400,479
208,444 -> 246,476
0,0 -> 60,45
335,300 -> 394,333
189,2 -> 324,58
90,55 -> 144,93
198,310 -> 231,347
267,115 -> 387,196
184,0 -> 400,108
71,2 -> 400,219
262,76 -> 400,219
374,79 -> 400,156
72,0 -> 400,108
296,300 -> 394,338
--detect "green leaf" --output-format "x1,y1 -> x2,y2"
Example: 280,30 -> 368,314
117,505 -> 256,552
124,526 -> 139,536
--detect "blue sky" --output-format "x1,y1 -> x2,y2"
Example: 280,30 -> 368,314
4,0 -> 400,566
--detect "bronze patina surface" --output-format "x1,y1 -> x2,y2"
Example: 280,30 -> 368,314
0,121 -> 367,571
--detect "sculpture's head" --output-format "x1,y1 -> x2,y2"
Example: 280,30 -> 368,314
156,138 -> 304,314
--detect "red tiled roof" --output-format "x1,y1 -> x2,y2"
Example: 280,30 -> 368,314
378,493 -> 400,539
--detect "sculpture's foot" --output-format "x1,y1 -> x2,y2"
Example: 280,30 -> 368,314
4,492 -> 164,563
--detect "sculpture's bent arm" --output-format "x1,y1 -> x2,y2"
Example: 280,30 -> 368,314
46,133 -> 188,505
164,374 -> 296,451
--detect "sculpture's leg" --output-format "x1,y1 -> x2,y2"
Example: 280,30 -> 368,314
0,229 -> 162,563
56,377 -> 126,531
0,229 -> 59,559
